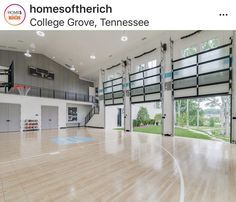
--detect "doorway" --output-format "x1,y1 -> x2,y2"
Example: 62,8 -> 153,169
0,103 -> 21,132
174,95 -> 231,142
105,105 -> 124,130
117,108 -> 122,127
131,101 -> 162,135
41,106 -> 59,130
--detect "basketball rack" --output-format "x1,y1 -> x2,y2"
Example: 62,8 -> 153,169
12,84 -> 31,96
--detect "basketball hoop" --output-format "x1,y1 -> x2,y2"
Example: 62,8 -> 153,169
12,84 -> 31,96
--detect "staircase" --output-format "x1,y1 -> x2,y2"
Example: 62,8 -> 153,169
85,105 -> 99,126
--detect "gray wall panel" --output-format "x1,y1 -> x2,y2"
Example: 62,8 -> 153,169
0,103 -> 9,132
41,106 -> 58,130
0,50 -> 10,67
0,103 -> 21,132
0,50 -> 94,95
8,104 -> 21,132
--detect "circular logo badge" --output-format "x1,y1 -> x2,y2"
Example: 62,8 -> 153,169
4,4 -> 26,26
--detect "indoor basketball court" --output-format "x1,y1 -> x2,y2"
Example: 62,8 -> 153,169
0,30 -> 236,202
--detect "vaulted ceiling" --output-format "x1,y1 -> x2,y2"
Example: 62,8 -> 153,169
0,31 -> 187,82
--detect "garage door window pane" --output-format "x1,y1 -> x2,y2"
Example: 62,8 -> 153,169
199,71 -> 229,85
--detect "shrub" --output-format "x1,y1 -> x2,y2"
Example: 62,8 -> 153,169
209,117 -> 219,127
143,120 -> 149,126
154,113 -> 161,121
133,119 -> 141,127
149,119 -> 155,125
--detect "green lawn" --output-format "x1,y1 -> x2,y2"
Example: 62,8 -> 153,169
114,125 -> 229,141
175,127 -> 211,140
189,126 -> 230,142
133,125 -> 162,135
133,126 -> 211,140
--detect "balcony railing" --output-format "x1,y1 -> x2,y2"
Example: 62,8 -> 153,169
4,84 -> 97,103
85,105 -> 99,125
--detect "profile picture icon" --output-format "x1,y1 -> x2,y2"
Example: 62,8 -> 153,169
4,4 -> 26,26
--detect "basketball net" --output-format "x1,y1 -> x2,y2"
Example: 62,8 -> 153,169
13,85 -> 31,96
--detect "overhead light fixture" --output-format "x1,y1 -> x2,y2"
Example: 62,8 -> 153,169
36,31 -> 45,37
24,50 -> 32,58
90,55 -> 96,60
52,56 -> 55,59
70,65 -> 75,71
121,36 -> 128,42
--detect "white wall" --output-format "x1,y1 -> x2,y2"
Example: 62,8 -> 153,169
0,93 -> 93,131
86,69 -> 105,128
89,87 -> 95,97
66,103 -> 92,126
86,114 -> 104,128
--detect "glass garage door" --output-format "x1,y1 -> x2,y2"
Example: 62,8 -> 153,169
103,77 -> 124,106
172,42 -> 232,98
129,65 -> 162,103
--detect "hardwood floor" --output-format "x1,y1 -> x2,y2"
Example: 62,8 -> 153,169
0,128 -> 235,202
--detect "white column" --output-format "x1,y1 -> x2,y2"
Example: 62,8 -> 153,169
232,31 -> 236,143
162,42 -> 174,136
123,60 -> 132,132
98,69 -> 105,128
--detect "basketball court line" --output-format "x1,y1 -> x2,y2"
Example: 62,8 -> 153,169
0,131 -> 185,202
160,145 -> 185,202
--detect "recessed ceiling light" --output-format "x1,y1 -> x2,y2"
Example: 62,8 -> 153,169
121,36 -> 128,42
90,55 -> 96,60
52,56 -> 55,59
70,65 -> 75,71
36,31 -> 45,37
24,50 -> 32,58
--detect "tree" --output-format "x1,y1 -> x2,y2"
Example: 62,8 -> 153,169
154,113 -> 162,125
209,117 -> 216,127
136,107 -> 150,125
204,96 -> 230,136
175,99 -> 204,127
176,112 -> 187,127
